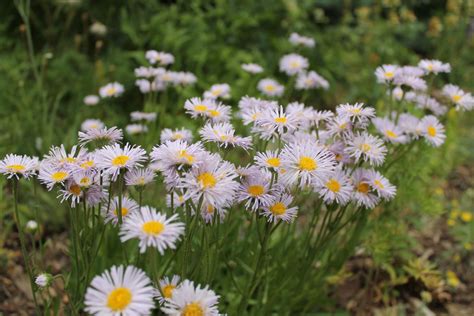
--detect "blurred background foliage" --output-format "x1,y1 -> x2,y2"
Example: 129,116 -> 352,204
0,0 -> 473,313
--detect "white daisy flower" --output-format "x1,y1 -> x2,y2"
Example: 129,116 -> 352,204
366,169 -> 396,200
84,265 -> 155,315
391,86 -> 404,100
203,103 -> 232,123
326,116 -> 352,139
120,206 -> 185,254
130,111 -> 157,122
345,132 -> 387,166
336,103 -> 375,128
242,63 -> 263,74
257,106 -> 299,137
145,50 -> 175,65
279,53 -> 309,76
25,220 -> 39,233
203,83 -> 231,100
134,66 -> 162,78
257,78 -> 285,97
279,141 -> 336,188
398,113 -> 421,137
136,78 -> 166,93
78,126 -> 123,146
99,82 -> 124,98
42,145 -> 88,170
161,280 -> 220,316
95,143 -> 147,181
236,170 -> 274,212
375,64 -> 400,84
328,141 -> 352,164
125,168 -> 155,187
372,117 -> 408,144
81,119 -> 105,132
126,124 -> 148,135
0,154 -> 37,179
156,275 -> 181,304
181,153 -> 239,209
35,273 -> 52,288
173,71 -> 197,86
289,32 -> 315,47
394,75 -> 427,91
199,201 -> 228,223
150,140 -> 205,174
102,196 -> 139,225
166,192 -> 187,208
254,150 -> 281,171
442,84 -> 474,111
308,110 -> 334,128
351,168 -> 380,209
418,59 -> 451,74
296,70 -> 329,90
399,66 -> 425,77
59,180 -> 84,207
161,128 -> 194,144
83,95 -> 100,106
199,122 -> 252,150
261,192 -> 298,223
418,115 -> 445,147
315,169 -> 353,205
38,165 -> 71,190
184,98 -> 217,119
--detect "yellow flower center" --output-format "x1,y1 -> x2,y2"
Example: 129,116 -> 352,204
69,184 -> 81,196
452,95 -> 461,103
194,105 -> 207,112
6,164 -> 26,172
374,179 -> 385,189
80,160 -> 94,169
274,117 -> 287,124
290,61 -> 300,68
247,185 -> 265,197
197,172 -> 217,188
112,155 -> 130,167
207,205 -> 215,214
182,302 -> 204,316
427,64 -> 433,71
208,110 -> 220,117
335,154 -> 343,161
173,133 -> 183,140
326,179 -> 341,192
61,157 -> 77,164
162,284 -> 175,298
178,150 -> 195,164
79,177 -> 91,186
178,195 -> 185,203
266,157 -> 280,167
350,108 -> 361,114
114,207 -> 129,217
51,171 -> 68,182
211,88 -> 222,96
357,182 -> 370,194
264,84 -> 275,92
385,130 -> 397,138
142,220 -> 165,235
106,87 -> 117,96
384,71 -> 394,79
427,126 -> 437,137
361,143 -> 371,153
251,113 -> 259,121
107,287 -> 132,311
270,202 -> 287,215
298,156 -> 317,171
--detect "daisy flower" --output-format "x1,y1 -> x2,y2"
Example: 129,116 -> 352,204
289,32 -> 315,47
134,66 -> 161,78
351,168 -> 380,209
375,64 -> 399,84
366,169 -> 396,200
145,50 -> 175,65
199,122 -> 252,150
326,116 -> 352,139
0,154 -> 37,179
184,98 -> 216,119
126,124 -> 148,136
336,103 -> 375,128
81,119 -> 105,132
257,106 -> 299,137
38,165 -> 70,190
372,117 -> 408,144
257,78 -> 284,97
236,170 -> 274,212
83,95 -> 100,106
203,83 -> 231,100
102,196 -> 139,225
136,78 -> 166,93
125,168 -> 155,187
199,201 -> 228,224
254,150 -> 281,171
203,103 -> 232,123
78,126 -> 123,146
394,75 -> 427,91
130,111 -> 157,122
279,141 -> 336,188
308,110 -> 334,128
418,59 -> 451,74
315,169 -> 353,205
391,86 -> 404,100
161,280 -> 220,316
345,132 -> 387,166
181,153 -> 239,209
279,53 -> 309,76
120,206 -> 185,254
398,113 -> 421,137
156,275 -> 181,304
42,145 -> 88,169
35,273 -> 53,288
296,71 -> 329,90
442,84 -> 474,111
95,143 -> 147,181
25,220 -> 39,233
150,140 -> 205,174
161,128 -> 193,144
84,265 -> 155,315
261,192 -> 298,223
242,63 -> 263,74
418,115 -> 446,147
399,66 -> 424,77
166,192 -> 187,208
99,82 -> 124,98
173,72 -> 197,86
